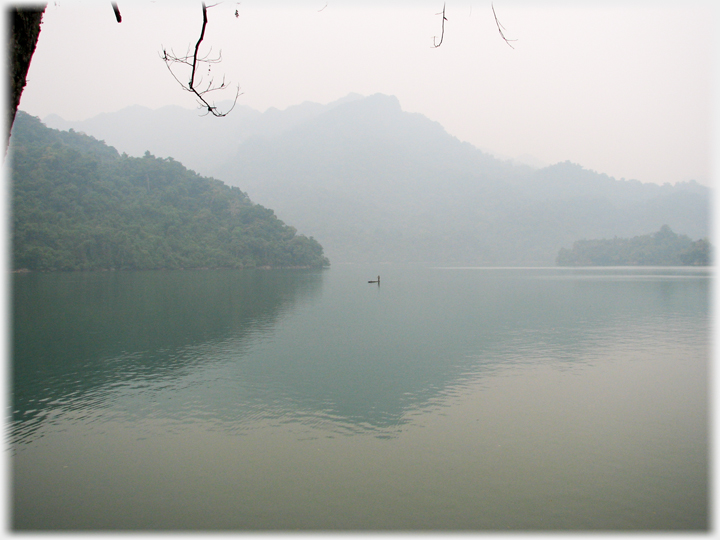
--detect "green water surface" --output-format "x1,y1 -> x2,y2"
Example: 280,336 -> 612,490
11,265 -> 709,530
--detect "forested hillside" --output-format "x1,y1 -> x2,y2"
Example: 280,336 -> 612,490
44,94 -> 712,266
10,112 -> 329,271
556,225 -> 711,266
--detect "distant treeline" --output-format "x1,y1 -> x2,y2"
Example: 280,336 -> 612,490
10,112 -> 329,271
556,225 -> 711,266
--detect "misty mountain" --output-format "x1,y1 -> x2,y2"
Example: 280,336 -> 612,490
44,93 -> 711,265
215,94 -> 709,264
43,94 -> 365,178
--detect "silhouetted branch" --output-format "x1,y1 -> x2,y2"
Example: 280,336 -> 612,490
492,3 -> 517,49
161,2 -> 241,117
111,2 -> 122,23
432,3 -> 447,48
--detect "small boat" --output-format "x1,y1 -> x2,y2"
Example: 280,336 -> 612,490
368,275 -> 380,284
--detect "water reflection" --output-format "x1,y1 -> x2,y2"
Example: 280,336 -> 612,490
11,268 -> 324,444
12,266 -> 709,531
232,265 -> 708,434
12,266 -> 710,445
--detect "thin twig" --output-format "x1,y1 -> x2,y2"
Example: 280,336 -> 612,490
433,3 -> 447,48
492,3 -> 517,49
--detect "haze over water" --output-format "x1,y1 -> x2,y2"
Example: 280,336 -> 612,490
11,264 -> 709,530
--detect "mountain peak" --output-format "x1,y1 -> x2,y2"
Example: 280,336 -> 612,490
343,93 -> 401,113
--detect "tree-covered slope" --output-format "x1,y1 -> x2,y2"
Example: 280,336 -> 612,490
556,225 -> 711,266
10,111 -> 329,271
42,94 -> 712,266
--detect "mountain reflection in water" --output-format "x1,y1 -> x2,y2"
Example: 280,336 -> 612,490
12,269 -> 321,444
11,265 -> 709,530
12,266 -> 708,445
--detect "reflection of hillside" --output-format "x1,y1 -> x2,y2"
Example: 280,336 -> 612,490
246,267 -> 709,434
13,267 -> 710,444
134,266 -> 708,437
11,269 -> 324,443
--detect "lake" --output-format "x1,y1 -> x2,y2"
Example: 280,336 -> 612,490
10,264 -> 709,530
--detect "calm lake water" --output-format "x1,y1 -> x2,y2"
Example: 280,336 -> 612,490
10,265 -> 709,530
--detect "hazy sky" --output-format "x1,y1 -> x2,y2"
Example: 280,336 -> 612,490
16,0 -> 716,186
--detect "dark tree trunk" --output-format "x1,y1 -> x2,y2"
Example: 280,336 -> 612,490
7,4 -> 46,148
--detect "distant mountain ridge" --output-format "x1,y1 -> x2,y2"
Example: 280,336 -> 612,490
43,93 -> 711,265
43,94 -> 365,177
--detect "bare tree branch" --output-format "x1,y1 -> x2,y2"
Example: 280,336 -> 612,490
492,3 -> 517,49
432,3 -> 447,48
161,2 -> 241,117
